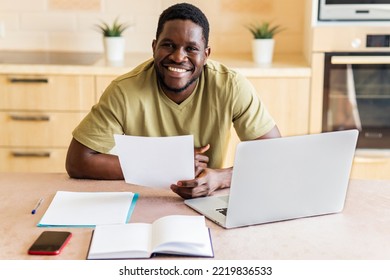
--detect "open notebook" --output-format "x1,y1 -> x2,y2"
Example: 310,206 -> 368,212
86,215 -> 214,259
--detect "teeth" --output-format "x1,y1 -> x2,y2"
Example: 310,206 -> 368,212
168,67 -> 186,73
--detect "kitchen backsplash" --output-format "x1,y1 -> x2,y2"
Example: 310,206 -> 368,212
0,0 -> 305,55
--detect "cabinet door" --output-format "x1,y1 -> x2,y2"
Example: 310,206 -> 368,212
351,153 -> 390,180
223,77 -> 310,167
248,77 -> 310,137
0,75 -> 95,110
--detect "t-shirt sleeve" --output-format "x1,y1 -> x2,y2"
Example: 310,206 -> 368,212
231,74 -> 276,141
72,81 -> 126,154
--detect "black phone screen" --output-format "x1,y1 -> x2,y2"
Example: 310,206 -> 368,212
28,231 -> 72,255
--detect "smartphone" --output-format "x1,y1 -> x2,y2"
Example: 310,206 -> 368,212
28,231 -> 72,255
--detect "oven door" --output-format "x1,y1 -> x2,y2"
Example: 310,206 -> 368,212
322,52 -> 390,148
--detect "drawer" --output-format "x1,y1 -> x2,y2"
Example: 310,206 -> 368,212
0,111 -> 87,147
0,74 -> 95,110
0,147 -> 67,173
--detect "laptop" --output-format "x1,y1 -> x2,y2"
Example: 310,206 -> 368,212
184,130 -> 359,229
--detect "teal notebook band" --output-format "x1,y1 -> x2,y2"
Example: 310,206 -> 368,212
126,192 -> 139,223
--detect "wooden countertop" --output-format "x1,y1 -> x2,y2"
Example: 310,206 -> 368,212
0,172 -> 389,260
0,51 -> 311,78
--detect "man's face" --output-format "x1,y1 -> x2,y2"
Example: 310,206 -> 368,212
152,19 -> 210,102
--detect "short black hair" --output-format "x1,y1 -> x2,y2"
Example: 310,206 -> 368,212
156,3 -> 210,47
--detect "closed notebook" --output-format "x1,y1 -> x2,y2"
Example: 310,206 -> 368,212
87,215 -> 214,259
38,191 -> 138,227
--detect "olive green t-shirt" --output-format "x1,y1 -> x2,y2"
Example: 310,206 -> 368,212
73,58 -> 275,168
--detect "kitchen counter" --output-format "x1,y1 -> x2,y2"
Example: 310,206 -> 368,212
0,51 -> 311,77
0,172 -> 390,260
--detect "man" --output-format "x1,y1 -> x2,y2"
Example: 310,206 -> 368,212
66,3 -> 281,199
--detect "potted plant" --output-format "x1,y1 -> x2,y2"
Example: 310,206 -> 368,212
246,21 -> 284,64
95,17 -> 130,62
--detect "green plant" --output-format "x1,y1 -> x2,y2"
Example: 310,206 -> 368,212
246,21 -> 284,39
95,17 -> 130,37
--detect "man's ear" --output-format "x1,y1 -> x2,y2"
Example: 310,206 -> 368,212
204,46 -> 211,65
152,39 -> 157,56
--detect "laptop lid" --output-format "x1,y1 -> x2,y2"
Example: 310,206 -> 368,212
185,130 -> 359,229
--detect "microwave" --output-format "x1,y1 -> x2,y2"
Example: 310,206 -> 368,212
318,0 -> 390,21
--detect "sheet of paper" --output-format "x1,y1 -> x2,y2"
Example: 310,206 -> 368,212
38,191 -> 138,227
114,134 -> 194,188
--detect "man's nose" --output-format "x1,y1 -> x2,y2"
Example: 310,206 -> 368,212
170,47 -> 187,62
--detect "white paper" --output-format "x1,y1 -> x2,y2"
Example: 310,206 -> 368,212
38,191 -> 136,227
114,134 -> 194,188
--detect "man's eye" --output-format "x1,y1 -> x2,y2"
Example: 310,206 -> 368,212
162,43 -> 174,48
186,47 -> 198,52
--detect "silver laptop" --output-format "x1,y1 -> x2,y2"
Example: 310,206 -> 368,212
184,130 -> 359,229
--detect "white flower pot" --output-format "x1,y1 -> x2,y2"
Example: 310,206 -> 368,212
103,37 -> 125,61
252,39 -> 275,65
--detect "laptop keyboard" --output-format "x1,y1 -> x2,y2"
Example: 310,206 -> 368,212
216,207 -> 227,216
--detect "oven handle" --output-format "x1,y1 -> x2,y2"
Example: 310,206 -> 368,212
331,56 -> 390,65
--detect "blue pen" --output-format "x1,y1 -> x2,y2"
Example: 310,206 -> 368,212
31,198 -> 44,215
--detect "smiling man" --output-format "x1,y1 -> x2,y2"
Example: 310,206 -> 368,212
66,3 -> 281,199
153,18 -> 208,104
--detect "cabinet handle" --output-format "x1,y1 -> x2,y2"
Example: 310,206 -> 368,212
11,151 -> 51,158
8,77 -> 49,83
331,56 -> 390,65
10,115 -> 50,121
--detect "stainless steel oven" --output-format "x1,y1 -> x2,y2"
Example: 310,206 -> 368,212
322,52 -> 390,148
309,5 -> 390,178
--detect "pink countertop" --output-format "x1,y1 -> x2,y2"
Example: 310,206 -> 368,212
0,173 -> 389,260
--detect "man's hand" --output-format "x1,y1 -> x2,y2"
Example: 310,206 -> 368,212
172,125 -> 281,199
171,167 -> 232,199
194,144 -> 210,176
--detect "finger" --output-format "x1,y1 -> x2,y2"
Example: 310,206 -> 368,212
195,166 -> 204,177
176,179 -> 198,188
195,154 -> 209,176
178,174 -> 208,189
195,161 -> 207,171
171,183 -> 210,199
171,184 -> 196,199
195,154 -> 209,163
195,160 -> 207,177
195,144 -> 210,154
196,162 -> 207,168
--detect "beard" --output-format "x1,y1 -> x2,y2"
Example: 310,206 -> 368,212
156,71 -> 199,94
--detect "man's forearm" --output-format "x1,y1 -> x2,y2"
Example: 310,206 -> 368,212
67,153 -> 124,180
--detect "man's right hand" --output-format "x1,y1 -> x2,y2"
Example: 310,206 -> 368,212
194,144 -> 210,177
